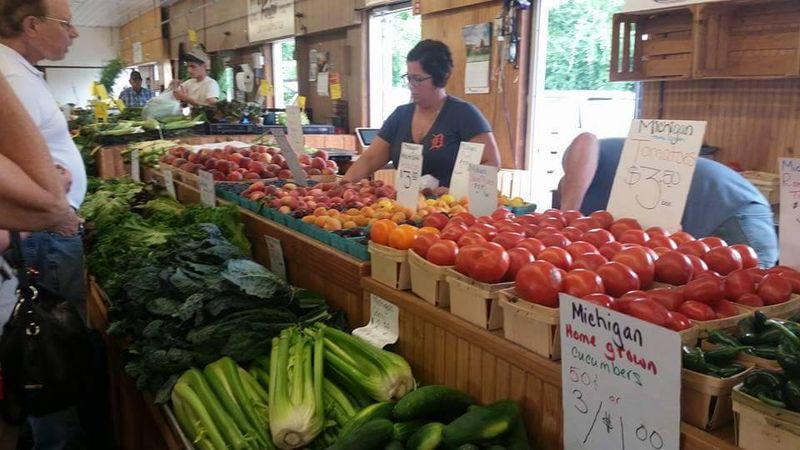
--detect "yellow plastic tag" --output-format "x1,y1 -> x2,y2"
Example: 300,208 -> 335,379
330,84 -> 341,100
115,98 -> 126,112
259,79 -> 269,96
95,83 -> 109,101
296,95 -> 306,110
94,102 -> 109,122
188,29 -> 198,43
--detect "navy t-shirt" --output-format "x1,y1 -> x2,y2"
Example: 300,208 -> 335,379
378,96 -> 492,187
581,138 -> 770,236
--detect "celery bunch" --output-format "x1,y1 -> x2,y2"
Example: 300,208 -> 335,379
311,323 -> 415,402
269,327 -> 325,449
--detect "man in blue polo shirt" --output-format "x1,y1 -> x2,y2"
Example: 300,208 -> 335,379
558,132 -> 778,267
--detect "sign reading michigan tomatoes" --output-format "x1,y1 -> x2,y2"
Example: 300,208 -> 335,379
560,294 -> 681,450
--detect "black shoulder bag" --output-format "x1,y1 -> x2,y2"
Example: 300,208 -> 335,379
0,231 -> 91,417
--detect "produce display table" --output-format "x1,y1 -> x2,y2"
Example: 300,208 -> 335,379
168,177 -> 370,327
360,277 -> 740,450
94,134 -> 357,179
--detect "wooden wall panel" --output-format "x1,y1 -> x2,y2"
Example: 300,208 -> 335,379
205,17 -> 250,52
421,1 -> 531,169
296,30 -> 350,125
420,0 -> 494,15
640,79 -> 800,172
203,0 -> 247,28
295,0 -> 362,36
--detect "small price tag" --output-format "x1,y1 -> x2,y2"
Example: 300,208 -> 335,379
259,79 -> 273,96
395,143 -> 424,210
163,169 -> 176,199
116,98 -> 126,112
285,105 -> 305,156
94,102 -> 108,122
780,158 -> 800,269
606,119 -> 706,232
468,164 -> 498,217
94,83 -> 109,101
131,150 -> 141,182
330,84 -> 342,100
198,170 -> 216,207
353,295 -> 400,348
272,128 -> 308,186
449,142 -> 485,199
264,236 -> 287,280
188,29 -> 198,43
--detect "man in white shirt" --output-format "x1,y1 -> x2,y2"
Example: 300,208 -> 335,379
0,1 -> 92,448
172,45 -> 220,106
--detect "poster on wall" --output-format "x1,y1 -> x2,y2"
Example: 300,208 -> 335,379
462,23 -> 491,94
248,0 -> 295,43
623,0 -> 731,12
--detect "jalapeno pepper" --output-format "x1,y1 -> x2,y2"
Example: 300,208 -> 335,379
766,319 -> 800,377
707,329 -> 742,348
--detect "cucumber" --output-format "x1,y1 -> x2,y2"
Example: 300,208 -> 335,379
442,400 -> 520,447
392,420 -> 427,443
327,419 -> 394,450
393,385 -> 473,421
504,416 -> 533,450
385,441 -> 405,450
406,422 -> 444,450
455,445 -> 480,450
339,401 -> 395,439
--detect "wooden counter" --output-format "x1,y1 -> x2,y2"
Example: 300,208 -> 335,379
360,277 -> 740,450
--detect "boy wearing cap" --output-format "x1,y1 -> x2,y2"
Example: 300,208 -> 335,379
172,45 -> 219,106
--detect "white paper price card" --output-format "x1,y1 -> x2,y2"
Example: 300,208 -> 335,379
560,294 -> 681,450
285,105 -> 305,155
198,170 -> 216,207
131,150 -> 141,182
780,158 -> 800,269
272,128 -> 308,186
264,235 -> 287,280
449,142 -> 484,200
163,169 -> 176,199
353,295 -> 399,348
606,119 -> 706,233
395,143 -> 424,210
468,164 -> 499,217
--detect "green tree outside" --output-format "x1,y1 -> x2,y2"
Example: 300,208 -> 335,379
545,0 -> 634,91
388,11 -> 421,87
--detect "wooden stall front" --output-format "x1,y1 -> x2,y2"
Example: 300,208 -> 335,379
360,277 -> 739,450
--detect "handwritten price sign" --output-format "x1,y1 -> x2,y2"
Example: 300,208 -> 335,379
560,294 -> 681,450
395,143 -> 424,210
353,295 -> 399,348
273,128 -> 308,186
607,120 -> 706,232
450,142 -> 485,199
285,105 -> 305,156
468,164 -> 499,217
780,158 -> 800,269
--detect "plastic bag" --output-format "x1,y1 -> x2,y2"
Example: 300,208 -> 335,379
142,90 -> 181,120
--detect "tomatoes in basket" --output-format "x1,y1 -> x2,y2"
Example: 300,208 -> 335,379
468,223 -> 498,241
515,261 -> 564,307
646,235 -> 677,250
619,229 -> 650,245
612,247 -> 656,289
597,262 -> 640,297
411,233 -> 440,259
515,238 -> 545,257
654,251 -> 694,285
370,219 -> 397,245
566,241 -> 599,258
589,210 -> 615,229
455,245 -> 484,275
440,223 -> 468,242
665,311 -> 693,331
678,300 -> 716,322
458,231 -> 487,247
427,240 -> 459,266
758,273 -> 792,305
572,252 -> 608,272
700,236 -> 728,249
780,270 -> 800,294
724,270 -> 756,301
599,241 -> 625,261
466,244 -> 510,284
731,244 -> 759,269
582,228 -> 616,249
626,299 -> 670,326
504,247 -> 535,282
704,246 -> 743,276
715,300 -> 741,319
736,293 -> 764,307
563,269 -> 604,298
537,247 -> 573,271
422,212 -> 450,230
648,287 -> 684,312
683,276 -> 725,306
678,240 -> 711,258
610,218 -> 643,240
582,293 -> 617,310
670,231 -> 695,246
492,232 -> 525,250
540,232 -> 571,249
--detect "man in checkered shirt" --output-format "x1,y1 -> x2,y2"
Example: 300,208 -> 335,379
118,70 -> 153,107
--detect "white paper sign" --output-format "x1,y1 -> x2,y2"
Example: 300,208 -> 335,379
317,72 -> 329,97
395,143 -> 424,210
163,169 -> 176,199
285,105 -> 305,156
780,158 -> 800,269
624,0 -> 730,13
606,119 -> 706,232
272,128 -> 308,186
353,294 -> 399,348
131,150 -> 141,182
468,164 -> 498,217
264,235 -> 287,280
248,0 -> 295,43
560,295 -> 680,450
198,170 -> 216,207
449,142 -> 484,199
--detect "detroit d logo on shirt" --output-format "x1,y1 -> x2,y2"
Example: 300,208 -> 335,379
430,133 -> 445,151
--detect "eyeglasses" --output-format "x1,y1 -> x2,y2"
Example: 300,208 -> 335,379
401,73 -> 432,86
39,16 -> 75,31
